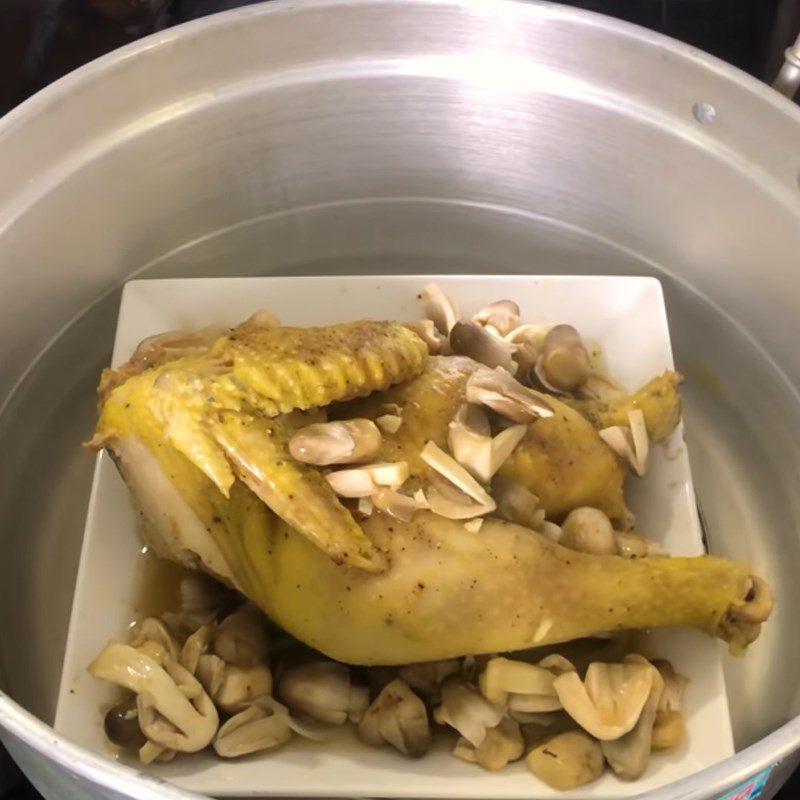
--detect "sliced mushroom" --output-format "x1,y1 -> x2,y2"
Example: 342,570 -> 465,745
552,659 -> 655,741
404,319 -> 449,355
358,679 -> 431,757
214,605 -> 270,668
213,697 -> 292,758
465,367 -> 554,423
537,324 -> 591,392
433,678 -> 504,747
464,518 -> 484,533
577,370 -> 627,401
651,710 -> 686,750
398,660 -> 461,697
288,419 -> 381,466
492,477 -> 544,529
472,300 -> 521,337
602,656 -> 664,780
653,660 -> 688,712
559,507 -> 619,556
421,441 -> 493,506
130,618 -> 179,663
453,716 -> 524,771
527,730 -> 605,790
450,320 -> 518,373
357,496 -> 374,517
422,442 -> 496,520
448,404 -> 527,483
599,408 -> 649,476
479,658 -> 562,713
375,414 -> 403,434
279,661 -> 369,725
89,642 -> 218,754
196,653 -> 226,697
419,284 -> 461,334
372,488 -> 420,522
326,461 -> 409,498
180,624 -> 215,675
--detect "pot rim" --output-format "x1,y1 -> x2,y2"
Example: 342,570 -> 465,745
1,0 -> 799,797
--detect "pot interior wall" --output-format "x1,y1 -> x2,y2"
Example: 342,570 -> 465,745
0,0 -> 799,764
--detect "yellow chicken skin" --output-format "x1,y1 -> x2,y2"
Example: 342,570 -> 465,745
92,320 -> 428,571
565,372 -> 683,442
343,356 -> 630,522
90,321 -> 773,665
237,510 -> 771,664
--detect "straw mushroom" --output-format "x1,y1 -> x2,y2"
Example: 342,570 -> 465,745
599,409 -> 649,476
472,300 -> 521,337
491,477 -> 544,529
278,661 -> 369,725
448,404 -> 527,483
161,574 -> 231,637
103,696 -> 147,750
213,698 -> 292,758
450,320 -> 518,373
601,657 -> 664,780
421,441 -> 496,520
89,642 -> 218,754
650,660 -> 688,750
326,461 -> 409,498
419,283 -> 461,334
399,660 -> 461,697
180,624 -> 216,674
536,325 -> 591,393
405,319 -> 449,355
479,657 -> 563,713
196,657 -> 273,714
130,618 -> 179,662
559,507 -> 619,556
288,419 -> 381,466
434,678 -> 504,747
552,659 -> 655,741
577,370 -> 626,401
372,488 -> 422,522
358,679 -> 431,757
453,717 -> 524,771
527,730 -> 605,790
465,367 -> 554,423
504,323 -> 551,350
214,605 -> 270,668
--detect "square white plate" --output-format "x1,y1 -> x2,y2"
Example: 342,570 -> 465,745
55,275 -> 734,798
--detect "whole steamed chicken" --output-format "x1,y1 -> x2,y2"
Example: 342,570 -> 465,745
89,293 -> 772,666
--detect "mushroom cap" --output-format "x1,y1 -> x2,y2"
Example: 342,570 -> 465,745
552,659 -> 655,741
527,730 -> 605,790
359,679 -> 431,757
214,605 -> 270,668
212,698 -> 292,758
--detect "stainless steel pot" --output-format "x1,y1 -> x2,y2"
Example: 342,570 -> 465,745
2,1 -> 800,798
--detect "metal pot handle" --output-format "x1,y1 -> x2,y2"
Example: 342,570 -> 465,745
773,31 -> 800,99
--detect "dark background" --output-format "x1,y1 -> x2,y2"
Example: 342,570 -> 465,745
0,0 -> 799,798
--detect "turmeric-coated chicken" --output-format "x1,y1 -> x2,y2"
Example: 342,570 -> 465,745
90,318 -> 773,664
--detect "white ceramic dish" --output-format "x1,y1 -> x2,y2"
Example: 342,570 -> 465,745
54,275 -> 734,798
